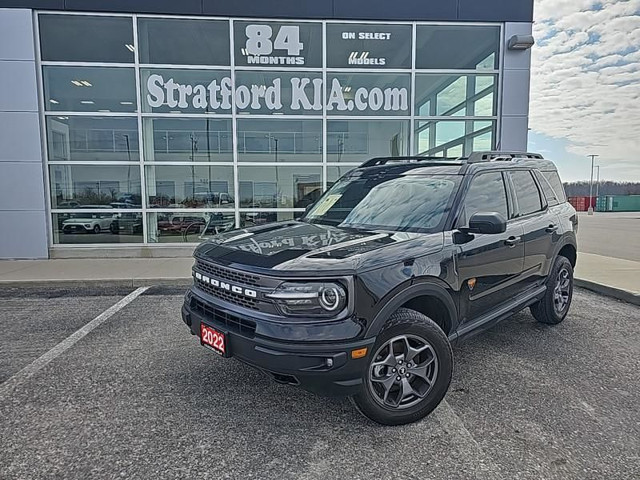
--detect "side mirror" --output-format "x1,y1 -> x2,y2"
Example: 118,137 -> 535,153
465,212 -> 507,235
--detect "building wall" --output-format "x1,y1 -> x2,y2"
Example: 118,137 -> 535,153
0,8 -> 48,259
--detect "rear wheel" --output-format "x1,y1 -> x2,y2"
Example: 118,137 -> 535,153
530,255 -> 574,324
351,308 -> 453,426
93,224 -> 101,234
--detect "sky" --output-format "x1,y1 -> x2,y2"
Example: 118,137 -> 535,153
528,0 -> 640,182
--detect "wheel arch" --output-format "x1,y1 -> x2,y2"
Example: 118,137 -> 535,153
365,279 -> 458,339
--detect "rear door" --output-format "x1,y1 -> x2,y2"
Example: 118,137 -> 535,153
506,170 -> 560,290
455,171 -> 525,323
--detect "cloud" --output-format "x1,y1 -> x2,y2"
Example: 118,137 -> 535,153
530,0 -> 640,175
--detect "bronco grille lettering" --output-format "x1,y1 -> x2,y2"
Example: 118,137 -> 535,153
195,273 -> 258,299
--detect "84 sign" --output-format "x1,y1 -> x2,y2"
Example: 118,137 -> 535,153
235,21 -> 322,67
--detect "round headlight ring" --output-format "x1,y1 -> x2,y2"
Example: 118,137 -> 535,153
319,286 -> 341,311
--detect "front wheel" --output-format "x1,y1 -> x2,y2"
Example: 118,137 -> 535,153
530,255 -> 574,324
351,308 -> 453,426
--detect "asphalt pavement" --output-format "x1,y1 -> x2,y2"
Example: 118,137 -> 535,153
1,286 -> 639,480
577,212 -> 640,262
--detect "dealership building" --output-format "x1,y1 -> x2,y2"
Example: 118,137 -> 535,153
0,0 -> 535,259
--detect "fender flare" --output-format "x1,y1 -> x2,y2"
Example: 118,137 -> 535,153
552,234 -> 578,266
365,278 -> 459,338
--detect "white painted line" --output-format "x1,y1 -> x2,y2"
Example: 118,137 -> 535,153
435,400 -> 506,480
0,286 -> 150,398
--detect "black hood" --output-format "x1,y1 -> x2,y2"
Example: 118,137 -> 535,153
195,221 -> 444,274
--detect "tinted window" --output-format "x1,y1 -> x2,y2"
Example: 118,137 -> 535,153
542,171 -> 567,203
536,171 -> 559,206
306,174 -> 459,233
415,26 -> 500,70
461,172 -> 508,225
510,171 -> 543,217
138,18 -> 230,65
39,15 -> 134,63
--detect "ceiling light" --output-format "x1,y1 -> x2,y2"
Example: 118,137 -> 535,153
80,100 -> 95,104
120,101 -> 134,105
80,80 -> 92,87
125,44 -> 135,52
49,99 -> 59,104
57,116 -> 69,120
98,109 -> 111,112
241,48 -> 248,56
71,80 -> 83,86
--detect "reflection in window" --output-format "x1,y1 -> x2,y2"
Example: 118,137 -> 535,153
416,120 -> 495,157
415,25 -> 500,70
138,18 -> 230,65
46,117 -> 139,162
240,211 -> 295,229
147,211 -> 236,243
238,166 -> 321,209
145,165 -> 234,209
415,75 -> 497,118
44,67 -> 136,112
461,173 -> 508,225
509,171 -> 543,217
143,118 -> 232,162
327,120 -> 409,162
237,119 -> 322,162
50,165 -> 142,209
52,213 -> 143,244
327,166 -> 358,187
39,15 -> 134,63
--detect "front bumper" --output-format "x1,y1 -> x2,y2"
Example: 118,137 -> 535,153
182,288 -> 375,397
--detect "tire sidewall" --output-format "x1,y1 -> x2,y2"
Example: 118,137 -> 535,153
547,256 -> 574,322
354,311 -> 453,425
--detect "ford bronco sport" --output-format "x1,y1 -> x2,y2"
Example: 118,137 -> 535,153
181,151 -> 578,425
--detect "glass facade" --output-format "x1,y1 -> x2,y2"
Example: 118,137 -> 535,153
38,13 -> 501,245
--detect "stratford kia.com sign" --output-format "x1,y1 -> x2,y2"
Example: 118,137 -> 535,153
146,75 -> 409,113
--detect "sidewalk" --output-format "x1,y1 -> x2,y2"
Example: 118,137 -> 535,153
0,253 -> 638,305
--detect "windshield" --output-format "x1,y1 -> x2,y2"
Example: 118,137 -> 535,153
304,173 -> 460,233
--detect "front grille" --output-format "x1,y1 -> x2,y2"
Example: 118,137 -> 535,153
194,277 -> 258,310
195,259 -> 260,287
191,297 -> 256,337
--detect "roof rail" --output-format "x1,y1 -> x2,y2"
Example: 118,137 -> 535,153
466,151 -> 545,163
360,156 -> 459,168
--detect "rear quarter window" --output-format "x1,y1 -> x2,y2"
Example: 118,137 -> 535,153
542,171 -> 567,203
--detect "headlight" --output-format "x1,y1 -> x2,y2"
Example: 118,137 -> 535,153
84,224 -> 92,228
267,282 -> 347,317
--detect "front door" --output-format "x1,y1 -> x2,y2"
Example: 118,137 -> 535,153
454,171 -> 525,323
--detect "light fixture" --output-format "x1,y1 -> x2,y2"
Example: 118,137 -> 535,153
49,99 -> 59,104
507,34 -> 535,51
98,109 -> 111,112
80,100 -> 95,104
125,44 -> 135,52
120,101 -> 134,105
71,80 -> 83,86
80,80 -> 92,87
57,116 -> 69,120
343,86 -> 352,93
71,80 -> 92,87
240,48 -> 248,56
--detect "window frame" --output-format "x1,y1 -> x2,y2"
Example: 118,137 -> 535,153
506,169 -> 547,219
454,170 -> 510,228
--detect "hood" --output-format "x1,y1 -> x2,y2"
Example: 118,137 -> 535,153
195,221 -> 444,274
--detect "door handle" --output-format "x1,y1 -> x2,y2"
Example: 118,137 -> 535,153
504,236 -> 521,247
546,224 -> 558,233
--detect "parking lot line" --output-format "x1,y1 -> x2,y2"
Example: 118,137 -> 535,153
0,286 -> 150,398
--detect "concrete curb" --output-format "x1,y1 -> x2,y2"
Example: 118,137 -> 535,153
575,279 -> 640,306
2,277 -> 638,307
0,278 -> 192,289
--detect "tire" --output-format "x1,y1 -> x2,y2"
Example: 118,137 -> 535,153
530,255 -> 574,325
93,224 -> 101,234
351,308 -> 453,426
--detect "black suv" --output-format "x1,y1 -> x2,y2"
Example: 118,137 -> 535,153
182,151 -> 578,425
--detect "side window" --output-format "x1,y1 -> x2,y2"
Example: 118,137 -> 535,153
542,171 -> 567,203
535,171 -> 559,206
510,171 -> 543,217
460,172 -> 509,225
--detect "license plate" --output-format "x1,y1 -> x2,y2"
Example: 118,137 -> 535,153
200,323 -> 227,356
